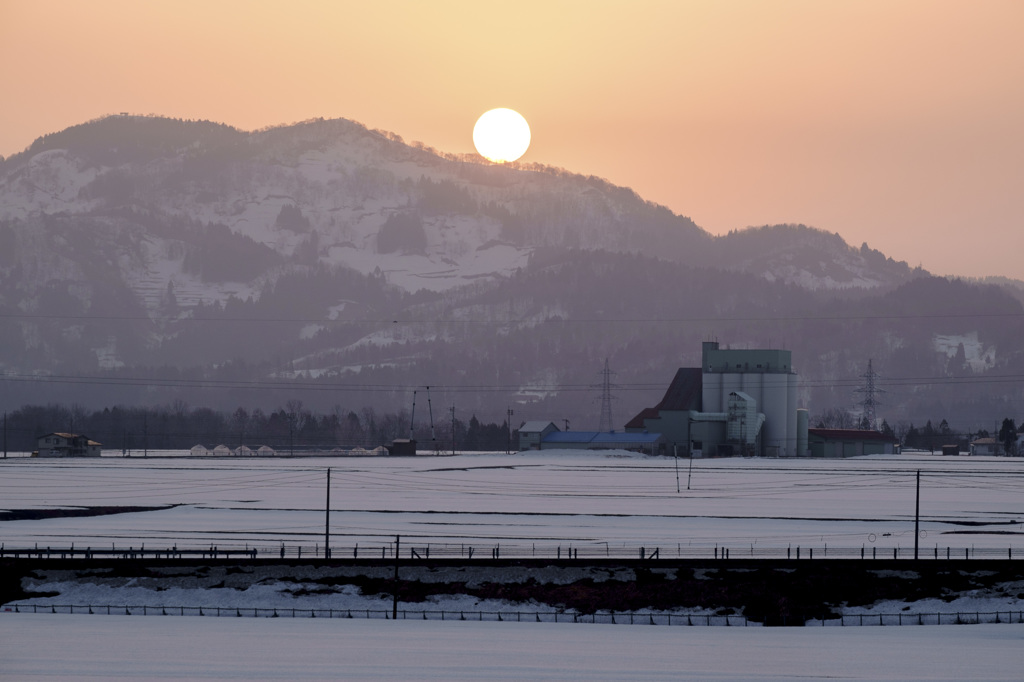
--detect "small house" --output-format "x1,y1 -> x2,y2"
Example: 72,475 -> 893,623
35,433 -> 102,457
386,439 -> 417,456
517,422 -> 559,451
970,437 -> 999,456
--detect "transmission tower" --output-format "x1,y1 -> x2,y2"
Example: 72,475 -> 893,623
596,358 -> 618,432
854,359 -> 884,429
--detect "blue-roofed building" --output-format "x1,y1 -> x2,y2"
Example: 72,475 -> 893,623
520,427 -> 666,454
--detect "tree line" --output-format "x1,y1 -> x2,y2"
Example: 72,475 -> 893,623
1,403 -> 512,454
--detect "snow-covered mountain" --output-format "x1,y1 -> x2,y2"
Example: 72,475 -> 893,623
0,115 -> 915,303
1,115 -> 1021,428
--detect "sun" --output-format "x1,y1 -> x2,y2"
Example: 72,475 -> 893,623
473,108 -> 531,163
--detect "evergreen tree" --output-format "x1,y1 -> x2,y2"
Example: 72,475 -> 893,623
999,418 -> 1017,456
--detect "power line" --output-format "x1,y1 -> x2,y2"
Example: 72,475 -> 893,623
4,370 -> 1024,394
2,310 -> 1023,324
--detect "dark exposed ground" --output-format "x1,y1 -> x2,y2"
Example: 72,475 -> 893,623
0,506 -> 175,522
4,558 -> 1024,626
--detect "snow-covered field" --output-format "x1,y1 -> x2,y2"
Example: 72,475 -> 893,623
4,451 -> 1024,680
3,449 -> 1023,554
3,614 -> 1023,681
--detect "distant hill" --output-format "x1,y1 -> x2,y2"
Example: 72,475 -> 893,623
1,114 -> 1020,431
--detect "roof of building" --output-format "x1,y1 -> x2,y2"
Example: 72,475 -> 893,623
624,407 -> 660,430
39,432 -> 101,445
519,421 -> 559,434
590,431 -> 664,444
808,428 -> 898,443
624,367 -> 703,428
543,430 -> 663,445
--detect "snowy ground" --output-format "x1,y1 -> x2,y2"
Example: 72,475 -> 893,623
3,449 -> 1023,554
4,451 -> 1024,679
3,614 -> 1023,681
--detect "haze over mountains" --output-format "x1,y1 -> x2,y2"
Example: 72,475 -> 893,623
1,115 -> 1021,431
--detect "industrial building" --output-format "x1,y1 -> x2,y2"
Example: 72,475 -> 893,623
626,341 -> 805,457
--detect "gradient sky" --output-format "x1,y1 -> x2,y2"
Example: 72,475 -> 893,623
2,0 -> 1021,279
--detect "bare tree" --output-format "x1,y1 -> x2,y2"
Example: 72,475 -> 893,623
813,407 -> 857,429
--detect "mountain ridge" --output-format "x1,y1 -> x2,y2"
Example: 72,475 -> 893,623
1,114 -> 1021,431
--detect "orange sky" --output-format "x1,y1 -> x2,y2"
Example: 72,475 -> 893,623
2,0 -> 1021,279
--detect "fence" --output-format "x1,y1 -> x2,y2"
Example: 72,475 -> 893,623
5,603 -> 1024,627
2,603 -> 746,625
1,542 -> 1020,562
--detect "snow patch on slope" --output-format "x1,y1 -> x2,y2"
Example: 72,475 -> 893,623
933,332 -> 995,372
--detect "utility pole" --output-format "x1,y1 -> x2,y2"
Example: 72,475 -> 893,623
392,535 -> 400,620
3,412 -> 6,458
143,413 -> 148,458
914,470 -> 920,560
450,405 -> 456,456
506,408 -> 514,454
673,444 -> 680,493
409,390 -> 417,440
324,468 -> 331,559
425,386 -> 437,455
687,451 -> 694,491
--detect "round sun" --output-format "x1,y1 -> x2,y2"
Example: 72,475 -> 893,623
473,108 -> 531,163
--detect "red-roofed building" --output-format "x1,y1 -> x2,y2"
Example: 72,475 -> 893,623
807,428 -> 898,457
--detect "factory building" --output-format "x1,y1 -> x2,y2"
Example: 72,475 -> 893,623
626,341 -> 806,457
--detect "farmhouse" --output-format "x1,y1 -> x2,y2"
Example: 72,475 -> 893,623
970,437 -> 1000,456
517,421 -> 559,450
35,432 -> 102,457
